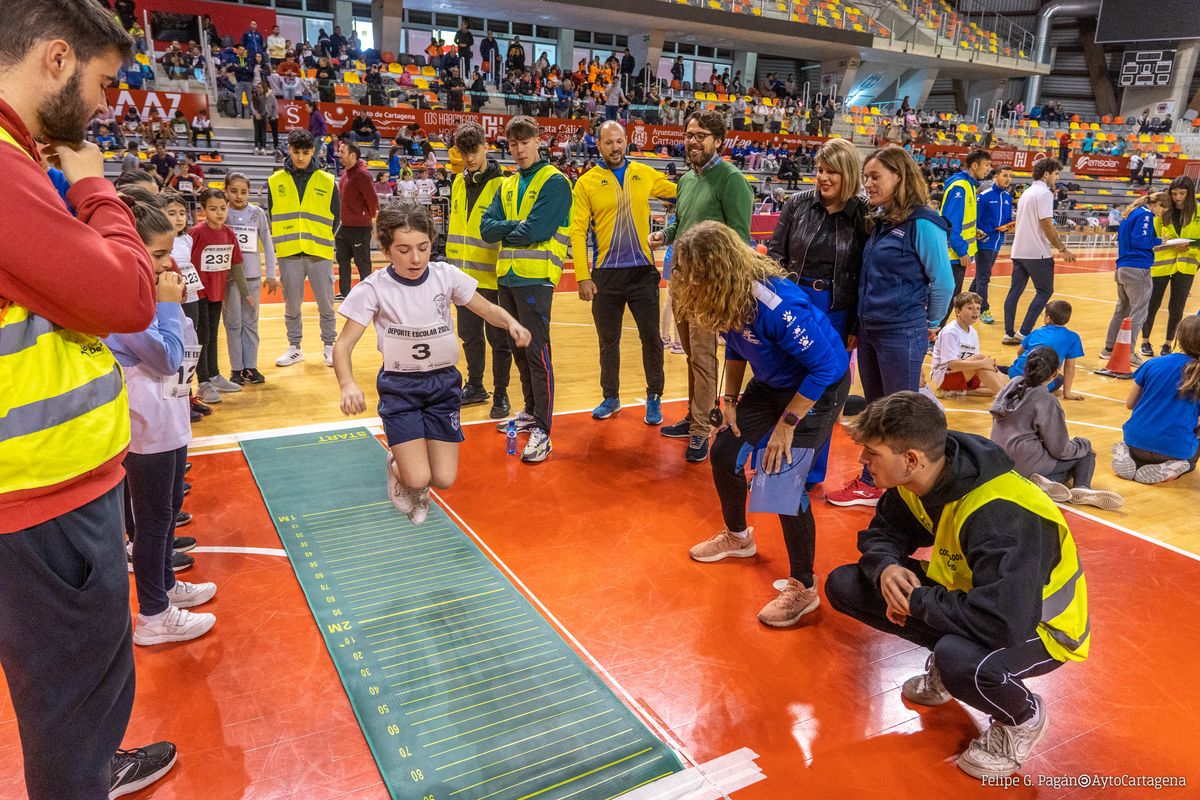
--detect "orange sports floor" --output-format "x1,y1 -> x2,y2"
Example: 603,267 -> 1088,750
2,403 -> 1197,800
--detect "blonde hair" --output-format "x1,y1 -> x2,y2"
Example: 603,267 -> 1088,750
864,146 -> 931,223
671,221 -> 786,332
815,137 -> 861,205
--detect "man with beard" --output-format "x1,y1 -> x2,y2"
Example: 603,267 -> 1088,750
570,121 -> 677,426
0,2 -> 178,798
648,109 -> 753,462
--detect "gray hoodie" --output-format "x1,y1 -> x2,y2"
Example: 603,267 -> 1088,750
989,378 -> 1091,477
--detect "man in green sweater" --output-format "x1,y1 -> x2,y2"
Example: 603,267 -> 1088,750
649,110 -> 753,462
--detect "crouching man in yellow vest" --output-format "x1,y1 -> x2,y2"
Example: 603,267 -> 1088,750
480,116 -> 571,463
267,128 -> 340,367
826,391 -> 1089,781
448,122 -> 512,420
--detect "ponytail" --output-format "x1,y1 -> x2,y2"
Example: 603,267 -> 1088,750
1010,346 -> 1059,401
116,187 -> 174,244
1175,316 -> 1200,401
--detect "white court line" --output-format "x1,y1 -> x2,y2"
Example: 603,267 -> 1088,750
986,278 -> 1113,306
1054,505 -> 1200,564
1072,389 -> 1126,404
191,545 -> 287,557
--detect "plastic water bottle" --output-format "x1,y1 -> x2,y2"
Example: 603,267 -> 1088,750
505,419 -> 517,456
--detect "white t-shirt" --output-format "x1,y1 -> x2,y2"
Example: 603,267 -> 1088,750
1010,180 -> 1054,260
415,178 -> 437,205
397,179 -> 417,200
172,233 -> 202,304
931,321 -> 979,385
338,262 -> 478,373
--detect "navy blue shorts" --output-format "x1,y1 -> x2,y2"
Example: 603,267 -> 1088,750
377,367 -> 464,446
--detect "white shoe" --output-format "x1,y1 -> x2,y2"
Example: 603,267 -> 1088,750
197,381 -> 221,404
521,428 -> 552,463
956,697 -> 1049,779
166,580 -> 216,608
276,345 -> 304,367
1111,442 -> 1136,480
1135,459 -> 1191,484
133,605 -> 215,645
209,375 -> 242,393
408,488 -> 431,525
386,454 -> 413,513
324,344 -> 334,367
902,653 -> 952,706
1068,487 -> 1124,510
1030,474 -> 1071,503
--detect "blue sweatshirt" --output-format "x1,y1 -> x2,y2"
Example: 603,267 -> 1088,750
939,170 -> 978,259
104,302 -> 185,375
1116,206 -> 1160,269
722,276 -> 848,401
976,185 -> 1013,253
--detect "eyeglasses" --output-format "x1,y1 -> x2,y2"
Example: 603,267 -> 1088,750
683,132 -> 714,142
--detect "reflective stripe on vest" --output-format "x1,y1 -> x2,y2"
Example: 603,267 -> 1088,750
1152,217 -> 1200,277
0,124 -> 131,495
268,169 -> 336,259
447,174 -> 503,289
941,176 -> 978,258
496,165 -> 570,284
897,471 -> 1090,662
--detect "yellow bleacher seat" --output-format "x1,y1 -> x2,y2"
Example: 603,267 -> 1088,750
135,53 -> 150,66
1069,121 -> 1080,129
388,62 -> 403,74
421,65 -> 436,77
343,71 -> 360,84
413,77 -> 429,89
354,60 -> 366,71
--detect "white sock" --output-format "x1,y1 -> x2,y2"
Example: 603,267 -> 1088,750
730,528 -> 750,539
139,609 -> 169,625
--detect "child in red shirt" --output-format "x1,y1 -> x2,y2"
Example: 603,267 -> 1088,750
189,188 -> 246,403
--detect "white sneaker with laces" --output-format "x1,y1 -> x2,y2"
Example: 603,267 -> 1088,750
197,381 -> 221,404
133,605 -> 216,645
902,653 -> 952,706
209,375 -> 242,393
276,345 -> 304,367
166,580 -> 216,608
496,411 -> 537,433
324,344 -> 334,367
387,454 -> 414,513
956,696 -> 1049,779
521,428 -> 552,463
408,488 -> 431,525
1111,442 -> 1137,480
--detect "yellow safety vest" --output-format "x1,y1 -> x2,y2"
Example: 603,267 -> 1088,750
0,127 -> 130,496
941,175 -> 978,259
1152,216 -> 1200,277
897,471 -> 1090,663
447,173 -> 503,290
497,165 -> 570,285
268,168 -> 336,259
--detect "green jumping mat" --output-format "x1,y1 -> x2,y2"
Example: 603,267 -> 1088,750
242,427 -> 683,800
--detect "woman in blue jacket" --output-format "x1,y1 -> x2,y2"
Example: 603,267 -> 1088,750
671,221 -> 850,628
827,146 -> 953,508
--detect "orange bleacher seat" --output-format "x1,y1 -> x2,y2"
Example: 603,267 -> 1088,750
1101,115 -> 1112,124
306,69 -> 316,79
405,64 -> 419,74
381,51 -> 395,64
334,84 -> 349,98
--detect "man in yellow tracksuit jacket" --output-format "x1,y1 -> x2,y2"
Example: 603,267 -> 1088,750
827,392 -> 1088,781
570,120 -> 677,425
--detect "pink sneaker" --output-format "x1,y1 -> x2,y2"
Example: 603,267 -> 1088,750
825,477 -> 884,507
688,527 -> 756,562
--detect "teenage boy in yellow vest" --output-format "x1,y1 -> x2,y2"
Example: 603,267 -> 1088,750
0,3 -> 179,796
826,391 -> 1089,780
480,116 -> 572,463
267,128 -> 340,367
939,148 -> 990,327
448,122 -> 512,419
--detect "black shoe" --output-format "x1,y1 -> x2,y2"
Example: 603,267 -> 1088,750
190,398 -> 212,415
183,482 -> 191,496
229,371 -> 246,386
175,512 -> 193,527
1161,343 -> 1173,356
171,552 -> 194,572
461,384 -> 490,406
334,292 -> 345,302
190,410 -> 202,423
110,741 -> 177,799
488,394 -> 511,419
173,536 -> 197,553
1140,341 -> 1154,357
185,462 -> 192,473
661,419 -> 691,439
246,368 -> 266,384
685,435 -> 710,463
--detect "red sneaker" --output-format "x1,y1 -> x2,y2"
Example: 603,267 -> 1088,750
825,478 -> 884,507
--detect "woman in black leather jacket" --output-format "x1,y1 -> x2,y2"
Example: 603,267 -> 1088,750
767,137 -> 867,484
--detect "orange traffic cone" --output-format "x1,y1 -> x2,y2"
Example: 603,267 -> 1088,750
1094,317 -> 1136,379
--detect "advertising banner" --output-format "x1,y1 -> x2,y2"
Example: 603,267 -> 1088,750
105,88 -> 209,119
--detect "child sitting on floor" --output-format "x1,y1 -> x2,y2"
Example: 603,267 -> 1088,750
931,292 -> 1005,398
1006,300 -> 1085,400
991,346 -> 1124,510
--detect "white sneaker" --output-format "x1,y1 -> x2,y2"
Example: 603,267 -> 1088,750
197,381 -> 221,404
133,605 -> 216,645
956,697 -> 1049,779
166,580 -> 216,608
324,344 -> 334,367
276,345 -> 304,367
1111,442 -> 1136,480
209,375 -> 242,393
386,454 -> 413,513
1030,474 -> 1071,502
902,653 -> 952,706
521,428 -> 552,463
1135,459 -> 1192,484
1069,487 -> 1124,510
495,410 -> 537,433
408,488 -> 431,525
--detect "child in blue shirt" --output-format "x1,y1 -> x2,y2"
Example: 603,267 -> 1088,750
1113,315 -> 1200,484
1008,300 -> 1085,399
1102,193 -> 1166,364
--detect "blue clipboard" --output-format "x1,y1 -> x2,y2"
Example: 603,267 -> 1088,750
748,446 -> 816,515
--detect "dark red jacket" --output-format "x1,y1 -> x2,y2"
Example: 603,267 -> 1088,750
338,159 -> 378,228
0,98 -> 156,533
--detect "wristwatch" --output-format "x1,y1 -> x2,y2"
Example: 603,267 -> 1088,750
782,410 -> 801,426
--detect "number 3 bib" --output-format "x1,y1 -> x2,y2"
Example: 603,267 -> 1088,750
381,322 -> 458,372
